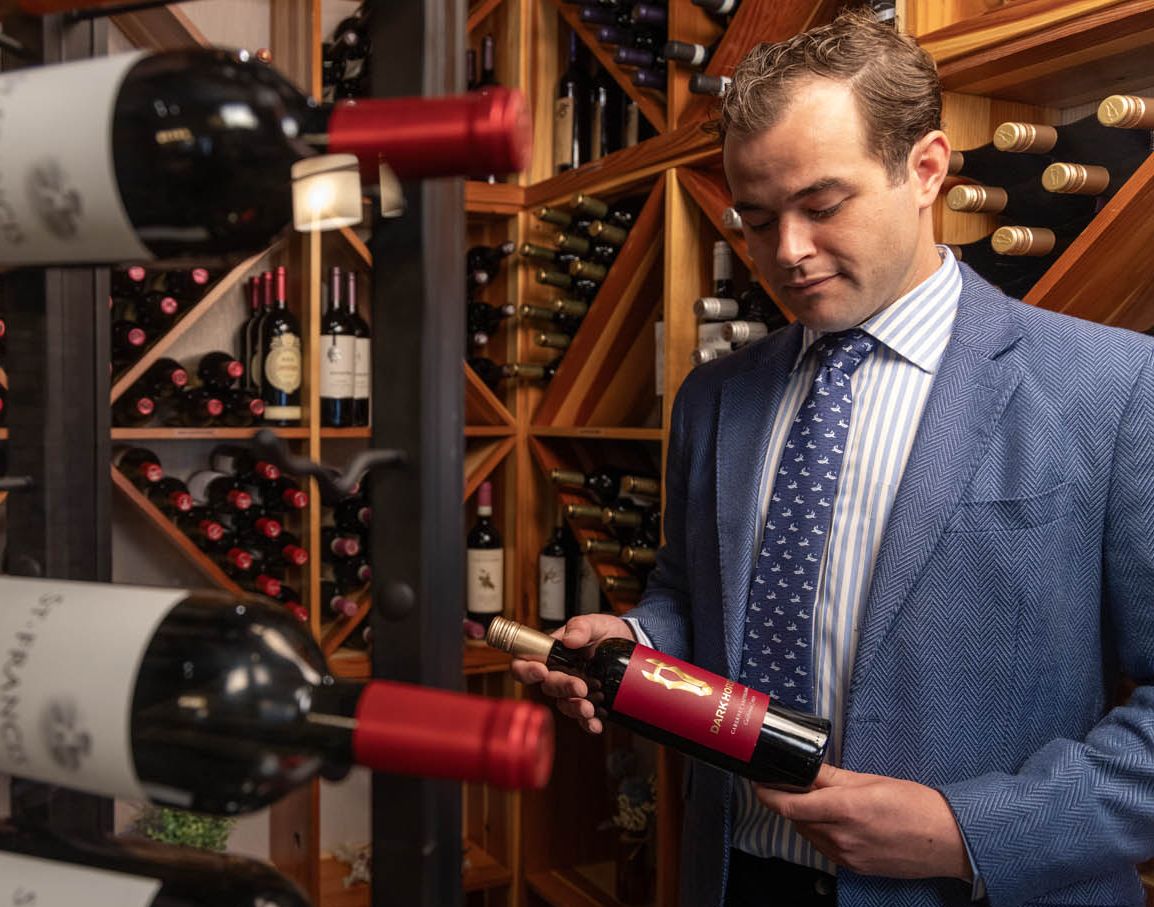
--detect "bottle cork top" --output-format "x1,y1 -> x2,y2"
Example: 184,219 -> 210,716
946,184 -> 1007,213
1042,162 -> 1110,195
1098,94 -> 1151,129
993,122 -> 1058,153
991,225 -> 1056,256
477,481 -> 493,512
486,616 -> 556,661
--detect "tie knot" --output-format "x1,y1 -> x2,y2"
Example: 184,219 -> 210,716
814,328 -> 876,377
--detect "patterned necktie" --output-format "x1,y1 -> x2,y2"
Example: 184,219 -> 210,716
738,328 -> 877,710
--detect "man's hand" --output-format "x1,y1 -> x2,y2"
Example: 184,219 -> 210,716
755,764 -> 973,881
509,614 -> 634,735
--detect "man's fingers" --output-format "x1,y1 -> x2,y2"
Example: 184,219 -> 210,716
810,764 -> 877,789
556,697 -> 596,722
541,674 -> 588,699
755,786 -> 840,823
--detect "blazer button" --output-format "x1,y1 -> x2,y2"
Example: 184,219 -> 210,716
814,876 -> 834,896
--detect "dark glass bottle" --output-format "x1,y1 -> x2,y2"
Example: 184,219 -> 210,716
186,469 -> 254,514
488,617 -> 829,789
0,577 -> 554,810
320,264 -> 356,428
590,64 -> 624,161
112,446 -> 165,489
346,269 -> 371,427
538,513 -> 572,631
993,113 -> 1154,172
220,388 -> 266,427
550,466 -> 660,506
259,265 -> 302,425
333,495 -> 372,532
242,274 -> 268,392
160,266 -> 213,303
945,179 -> 1098,231
138,357 -> 190,399
112,391 -> 157,427
663,37 -> 719,69
175,507 -> 227,548
162,387 -> 224,428
196,351 -> 245,392
555,31 -> 592,173
467,481 -> 504,629
947,143 -> 1052,188
146,477 -> 195,516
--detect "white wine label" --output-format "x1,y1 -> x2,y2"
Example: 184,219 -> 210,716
265,333 -> 302,394
0,52 -> 153,265
577,557 -> 601,615
264,405 -> 302,421
0,577 -> 185,801
354,336 -> 371,401
553,97 -> 575,170
538,554 -> 567,622
467,549 -> 504,615
319,334 -> 356,399
1,851 -> 161,907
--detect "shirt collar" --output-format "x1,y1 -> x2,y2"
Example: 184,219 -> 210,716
792,246 -> 962,375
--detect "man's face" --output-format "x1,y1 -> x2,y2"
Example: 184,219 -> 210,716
724,77 -> 930,333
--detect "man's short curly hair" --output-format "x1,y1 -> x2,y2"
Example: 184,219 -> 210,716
719,7 -> 942,183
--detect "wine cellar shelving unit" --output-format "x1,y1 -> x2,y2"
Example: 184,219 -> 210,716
0,0 -> 1151,905
460,0 -> 1154,904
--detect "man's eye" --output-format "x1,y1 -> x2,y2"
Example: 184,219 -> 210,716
810,202 -> 845,220
745,218 -> 776,232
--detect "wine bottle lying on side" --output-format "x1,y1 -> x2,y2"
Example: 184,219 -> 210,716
487,617 -> 829,790
0,576 -> 555,815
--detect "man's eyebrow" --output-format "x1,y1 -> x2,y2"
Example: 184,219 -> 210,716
732,178 -> 851,213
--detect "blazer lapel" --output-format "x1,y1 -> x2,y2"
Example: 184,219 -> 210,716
850,275 -> 1024,697
716,325 -> 803,680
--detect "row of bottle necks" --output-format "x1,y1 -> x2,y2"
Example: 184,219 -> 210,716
111,443 -> 374,625
108,261 -> 373,429
465,466 -> 663,631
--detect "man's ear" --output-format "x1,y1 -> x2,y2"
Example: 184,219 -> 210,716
909,130 -> 950,209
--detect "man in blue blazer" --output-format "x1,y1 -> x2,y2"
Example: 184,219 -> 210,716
512,8 -> 1154,905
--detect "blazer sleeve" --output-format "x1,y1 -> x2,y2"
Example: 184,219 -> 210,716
938,346 -> 1154,907
622,375 -> 697,662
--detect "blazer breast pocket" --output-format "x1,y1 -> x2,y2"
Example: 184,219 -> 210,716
944,482 -> 1072,534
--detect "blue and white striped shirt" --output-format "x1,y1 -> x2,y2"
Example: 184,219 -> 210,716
729,248 -> 962,872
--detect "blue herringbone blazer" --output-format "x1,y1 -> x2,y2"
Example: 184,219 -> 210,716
630,265 -> 1154,907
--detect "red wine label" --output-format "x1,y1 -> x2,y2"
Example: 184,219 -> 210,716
0,52 -> 154,265
613,645 -> 768,762
0,577 -> 184,801
0,851 -> 160,904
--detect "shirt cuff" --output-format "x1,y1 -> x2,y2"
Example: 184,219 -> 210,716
622,616 -> 651,647
959,829 -> 986,901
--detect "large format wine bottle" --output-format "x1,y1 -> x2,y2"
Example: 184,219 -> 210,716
0,49 -> 529,266
0,576 -> 554,812
488,618 -> 829,789
0,823 -> 309,907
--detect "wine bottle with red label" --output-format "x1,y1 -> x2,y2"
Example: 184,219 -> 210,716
488,617 -> 829,789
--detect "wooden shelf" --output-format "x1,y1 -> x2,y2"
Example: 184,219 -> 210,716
524,121 -> 716,209
466,180 -> 526,216
921,0 -> 1154,107
111,427 -> 311,441
320,427 -> 373,440
465,361 -> 518,427
466,424 -> 518,437
465,435 -> 517,502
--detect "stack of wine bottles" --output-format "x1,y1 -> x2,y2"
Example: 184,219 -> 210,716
321,3 -> 372,102
112,443 -> 310,616
944,93 -> 1154,298
110,265 -> 217,377
466,239 -> 517,360
112,352 -> 263,428
319,264 -> 373,428
692,241 -> 788,366
544,463 -> 661,616
319,482 -> 374,646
